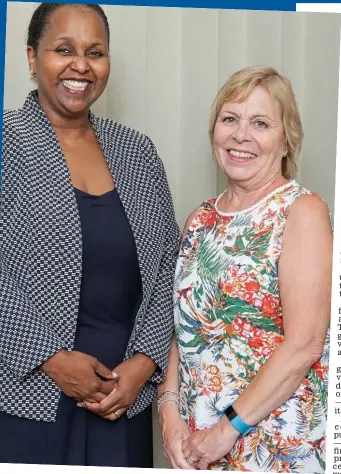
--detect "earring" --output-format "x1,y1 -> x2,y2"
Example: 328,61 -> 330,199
283,150 -> 288,158
30,71 -> 36,79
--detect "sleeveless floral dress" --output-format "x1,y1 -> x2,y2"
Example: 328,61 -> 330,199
174,181 -> 329,473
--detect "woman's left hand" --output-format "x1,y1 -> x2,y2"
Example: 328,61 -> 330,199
79,354 -> 156,420
182,417 -> 240,470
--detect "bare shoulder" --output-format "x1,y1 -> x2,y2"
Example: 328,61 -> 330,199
284,193 -> 332,243
287,193 -> 331,227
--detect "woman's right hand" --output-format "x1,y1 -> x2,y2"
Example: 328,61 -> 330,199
41,349 -> 116,403
159,402 -> 195,470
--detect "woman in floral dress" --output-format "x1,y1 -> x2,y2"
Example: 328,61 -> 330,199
158,66 -> 332,473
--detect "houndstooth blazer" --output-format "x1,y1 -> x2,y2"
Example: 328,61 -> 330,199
0,90 -> 180,422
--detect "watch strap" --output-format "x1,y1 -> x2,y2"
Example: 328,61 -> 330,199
224,404 -> 253,435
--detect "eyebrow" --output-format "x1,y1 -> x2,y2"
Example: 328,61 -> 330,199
221,110 -> 274,121
55,36 -> 105,47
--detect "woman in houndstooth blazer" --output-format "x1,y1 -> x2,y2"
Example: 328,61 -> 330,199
0,3 -> 179,467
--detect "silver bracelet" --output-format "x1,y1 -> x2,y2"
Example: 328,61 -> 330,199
157,390 -> 180,401
157,397 -> 180,414
157,391 -> 180,411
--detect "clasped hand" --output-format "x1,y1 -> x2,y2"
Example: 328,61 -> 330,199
161,406 -> 240,470
78,357 -> 147,420
41,349 -> 117,403
41,350 -> 153,420
181,417 -> 240,470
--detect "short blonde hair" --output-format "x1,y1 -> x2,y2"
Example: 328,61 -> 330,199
209,66 -> 303,180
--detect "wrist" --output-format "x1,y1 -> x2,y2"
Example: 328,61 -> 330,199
131,353 -> 157,380
219,414 -> 240,440
224,403 -> 253,436
159,401 -> 181,424
157,389 -> 180,411
40,348 -> 68,376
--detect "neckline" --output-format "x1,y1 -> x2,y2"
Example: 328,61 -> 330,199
214,180 -> 296,217
73,187 -> 116,198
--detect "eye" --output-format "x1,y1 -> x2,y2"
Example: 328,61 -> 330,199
222,116 -> 236,124
254,120 -> 268,128
55,47 -> 73,55
87,50 -> 104,58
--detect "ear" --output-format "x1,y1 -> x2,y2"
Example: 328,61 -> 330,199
27,46 -> 36,78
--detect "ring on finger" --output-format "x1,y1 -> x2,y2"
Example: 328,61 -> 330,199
114,410 -> 120,419
186,455 -> 198,466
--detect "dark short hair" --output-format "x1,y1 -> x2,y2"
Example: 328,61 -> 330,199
27,3 -> 110,52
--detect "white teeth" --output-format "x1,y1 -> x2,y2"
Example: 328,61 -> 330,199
229,149 -> 256,159
62,80 -> 90,91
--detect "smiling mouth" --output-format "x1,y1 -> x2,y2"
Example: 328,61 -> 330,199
228,149 -> 257,160
61,79 -> 92,93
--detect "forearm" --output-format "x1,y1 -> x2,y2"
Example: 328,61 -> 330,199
233,339 -> 323,426
156,336 -> 182,427
157,335 -> 180,395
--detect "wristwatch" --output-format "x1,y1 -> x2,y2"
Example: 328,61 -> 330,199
224,404 -> 253,435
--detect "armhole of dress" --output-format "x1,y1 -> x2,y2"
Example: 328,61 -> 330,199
277,188 -> 313,259
180,199 -> 216,245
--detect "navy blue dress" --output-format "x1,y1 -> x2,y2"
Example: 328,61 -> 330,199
0,187 -> 153,467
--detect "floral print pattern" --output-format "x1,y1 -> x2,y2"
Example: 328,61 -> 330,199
174,181 -> 329,473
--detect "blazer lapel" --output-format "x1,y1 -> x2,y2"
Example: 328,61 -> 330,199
22,92 -> 83,340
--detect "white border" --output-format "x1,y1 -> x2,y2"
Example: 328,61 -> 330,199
325,26 -> 341,474
297,4 -> 341,13
297,5 -> 341,474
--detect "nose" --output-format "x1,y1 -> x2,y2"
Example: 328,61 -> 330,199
233,119 -> 251,143
70,55 -> 91,74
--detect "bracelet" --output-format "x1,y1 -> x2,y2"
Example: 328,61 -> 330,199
156,390 -> 180,414
157,390 -> 180,401
157,397 -> 180,414
157,391 -> 179,406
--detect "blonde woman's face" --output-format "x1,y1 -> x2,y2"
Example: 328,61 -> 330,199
213,85 -> 286,186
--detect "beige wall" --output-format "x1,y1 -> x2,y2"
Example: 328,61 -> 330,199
4,4 -> 340,221
4,2 -> 341,468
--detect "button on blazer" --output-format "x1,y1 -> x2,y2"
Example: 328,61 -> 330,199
0,90 -> 180,422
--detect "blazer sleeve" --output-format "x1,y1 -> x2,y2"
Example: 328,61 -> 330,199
0,120 -> 65,381
133,138 -> 180,384
0,262 -> 65,381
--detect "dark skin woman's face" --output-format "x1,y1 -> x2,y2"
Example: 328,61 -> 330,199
27,6 -> 110,119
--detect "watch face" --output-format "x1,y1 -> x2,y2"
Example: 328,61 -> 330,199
225,405 -> 253,435
224,405 -> 237,421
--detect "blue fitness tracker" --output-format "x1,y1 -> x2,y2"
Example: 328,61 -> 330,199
224,404 -> 253,435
